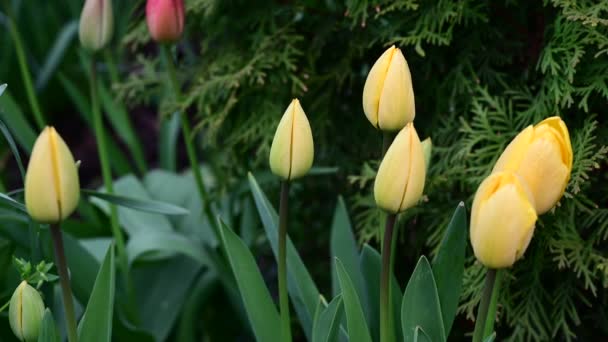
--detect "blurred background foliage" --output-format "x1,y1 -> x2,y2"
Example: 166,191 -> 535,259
0,0 -> 607,341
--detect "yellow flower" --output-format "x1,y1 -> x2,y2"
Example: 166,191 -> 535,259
374,123 -> 426,213
79,0 -> 114,51
492,116 -> 573,214
470,172 -> 538,268
362,45 -> 415,131
25,127 -> 80,223
9,281 -> 45,342
269,99 -> 314,180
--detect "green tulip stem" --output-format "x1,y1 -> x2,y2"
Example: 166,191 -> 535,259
483,269 -> 503,337
50,223 -> 78,342
380,213 -> 397,342
0,299 -> 10,313
278,181 -> 292,342
7,17 -> 45,130
89,57 -> 133,312
473,268 -> 498,342
160,45 -> 219,241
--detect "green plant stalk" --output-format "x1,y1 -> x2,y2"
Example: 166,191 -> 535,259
161,45 -> 219,240
0,299 -> 10,313
50,223 -> 78,342
278,181 -> 292,342
7,17 -> 45,130
380,213 -> 397,342
89,57 -> 133,310
473,268 -> 498,342
483,269 -> 503,337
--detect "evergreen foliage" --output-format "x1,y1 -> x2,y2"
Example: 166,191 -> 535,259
118,1 -> 608,339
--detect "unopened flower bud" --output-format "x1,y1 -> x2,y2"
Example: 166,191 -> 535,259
362,45 -> 415,131
25,127 -> 80,223
374,123 -> 426,213
79,0 -> 114,51
9,281 -> 45,342
146,0 -> 185,43
269,99 -> 314,180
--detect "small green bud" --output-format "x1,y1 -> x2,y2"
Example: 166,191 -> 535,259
9,281 -> 45,342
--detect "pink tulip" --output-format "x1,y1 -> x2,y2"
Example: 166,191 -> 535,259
146,0 -> 185,43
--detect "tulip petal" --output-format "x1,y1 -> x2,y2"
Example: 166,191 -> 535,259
492,126 -> 534,173
269,101 -> 295,180
399,126 -> 425,211
289,100 -> 314,180
378,49 -> 415,131
363,46 -> 396,128
25,128 -> 60,222
536,116 -> 573,171
51,128 -> 80,220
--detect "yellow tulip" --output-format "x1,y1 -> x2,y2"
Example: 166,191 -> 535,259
25,127 -> 80,223
269,99 -> 314,180
492,116 -> 573,214
79,0 -> 114,51
470,172 -> 538,268
362,45 -> 415,131
374,123 -> 426,213
9,281 -> 45,342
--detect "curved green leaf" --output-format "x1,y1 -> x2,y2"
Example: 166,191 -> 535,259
0,192 -> 26,212
78,244 -> 116,342
0,84 -> 6,96
219,220 -> 279,342
312,295 -> 344,342
0,90 -> 36,152
35,21 -> 78,91
401,256 -> 445,342
248,173 -> 319,339
432,202 -> 467,335
483,332 -> 497,342
126,231 -> 206,265
38,309 -> 59,342
414,326 -> 432,342
83,189 -> 189,215
335,258 -> 372,342
0,119 -> 25,180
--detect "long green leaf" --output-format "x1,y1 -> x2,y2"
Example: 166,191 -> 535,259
0,84 -> 6,96
219,220 -> 280,342
312,295 -> 344,342
78,244 -> 116,342
0,192 -> 26,212
335,258 -> 372,342
0,118 -> 26,180
35,21 -> 78,91
401,256 -> 446,342
0,90 -> 37,152
126,231 -> 206,265
248,173 -> 319,339
38,309 -> 60,342
159,112 -> 180,171
483,332 -> 497,342
82,189 -> 189,215
413,326 -> 432,342
432,202 -> 467,335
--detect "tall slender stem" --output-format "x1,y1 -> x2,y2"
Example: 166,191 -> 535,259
278,181 -> 292,342
7,17 -> 45,129
50,223 -> 78,342
380,214 -> 397,342
161,45 -> 219,240
473,268 -> 498,342
483,269 -> 502,337
89,57 -> 133,310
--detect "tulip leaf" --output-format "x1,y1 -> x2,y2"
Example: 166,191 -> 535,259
359,244 -> 403,342
126,231 -> 207,265
78,244 -> 116,342
401,256 -> 446,342
0,192 -> 26,213
312,295 -> 344,342
413,326 -> 432,342
159,112 -> 181,171
335,258 -> 372,342
35,21 -> 78,91
432,202 -> 467,335
82,189 -> 189,216
218,219 -> 280,342
0,84 -> 6,96
0,119 -> 26,180
483,332 -> 497,342
248,173 -> 320,339
38,309 -> 60,342
0,90 -> 37,153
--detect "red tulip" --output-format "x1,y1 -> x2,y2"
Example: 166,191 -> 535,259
146,0 -> 185,43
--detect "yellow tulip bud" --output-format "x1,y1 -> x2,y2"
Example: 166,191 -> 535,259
374,123 -> 426,213
25,127 -> 80,223
9,281 -> 45,342
421,137 -> 432,172
362,45 -> 415,131
492,116 -> 573,214
269,99 -> 314,180
79,0 -> 114,51
470,172 -> 538,268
